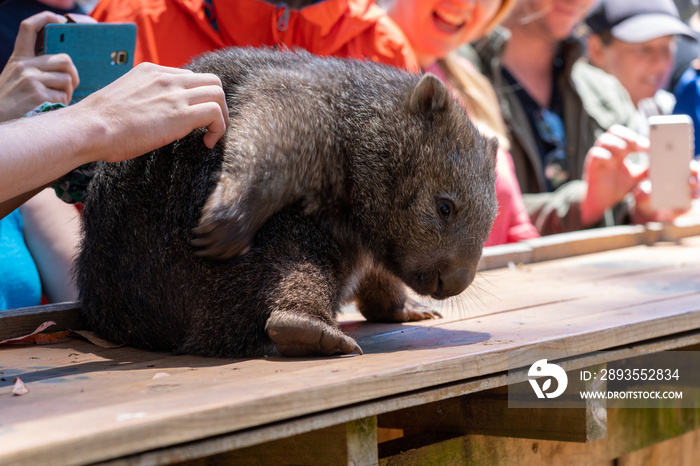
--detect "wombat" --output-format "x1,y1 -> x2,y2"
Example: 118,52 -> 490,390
76,47 -> 498,357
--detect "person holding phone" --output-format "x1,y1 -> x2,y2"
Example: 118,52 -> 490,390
0,11 -> 230,311
466,0 -> 698,233
0,11 -> 86,122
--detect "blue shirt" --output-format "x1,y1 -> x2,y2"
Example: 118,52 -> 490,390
0,209 -> 42,311
673,66 -> 700,159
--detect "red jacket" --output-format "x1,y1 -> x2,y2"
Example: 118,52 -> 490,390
91,0 -> 418,70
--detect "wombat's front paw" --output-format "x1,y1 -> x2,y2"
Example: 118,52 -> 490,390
395,298 -> 442,322
190,180 -> 260,259
265,310 -> 363,357
190,213 -> 255,260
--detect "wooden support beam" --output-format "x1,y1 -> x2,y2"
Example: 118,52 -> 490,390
177,417 -> 378,466
0,301 -> 82,341
378,407 -> 700,465
379,375 -> 607,444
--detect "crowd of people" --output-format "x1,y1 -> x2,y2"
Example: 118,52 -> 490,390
1,0 -> 699,310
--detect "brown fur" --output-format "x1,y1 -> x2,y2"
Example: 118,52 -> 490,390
76,47 -> 498,357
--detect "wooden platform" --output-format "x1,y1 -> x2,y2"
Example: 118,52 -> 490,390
3,222 -> 700,465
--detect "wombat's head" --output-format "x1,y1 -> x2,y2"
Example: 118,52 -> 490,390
355,73 -> 498,300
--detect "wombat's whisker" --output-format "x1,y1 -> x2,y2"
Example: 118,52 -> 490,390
472,277 -> 499,301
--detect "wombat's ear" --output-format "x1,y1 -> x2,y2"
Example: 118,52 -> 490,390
408,73 -> 450,115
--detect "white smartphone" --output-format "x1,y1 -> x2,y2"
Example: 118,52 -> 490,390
648,114 -> 694,211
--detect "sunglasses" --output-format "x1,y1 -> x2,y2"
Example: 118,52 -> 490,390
534,108 -> 570,191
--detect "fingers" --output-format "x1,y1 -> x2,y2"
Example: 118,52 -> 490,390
184,73 -> 230,124
201,105 -> 229,148
13,11 -> 67,57
607,124 -> 650,152
81,62 -> 230,162
586,145 -> 612,162
181,78 -> 229,148
31,54 -> 79,94
595,125 -> 649,160
631,165 -> 649,185
583,145 -> 613,182
41,53 -> 79,91
7,54 -> 78,103
154,67 -> 229,147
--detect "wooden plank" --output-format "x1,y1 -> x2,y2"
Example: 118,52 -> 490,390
0,301 -> 82,341
478,225 -> 650,271
3,302 -> 696,462
478,242 -> 533,271
524,225 -> 650,264
660,217 -> 700,243
617,428 -> 700,466
95,333 -> 700,465
2,296 -> 699,465
3,241 -> 700,464
378,433 -> 470,466
176,417 -> 378,466
477,219 -> 700,272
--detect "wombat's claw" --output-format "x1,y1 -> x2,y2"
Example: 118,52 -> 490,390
190,222 -> 252,259
266,310 -> 362,356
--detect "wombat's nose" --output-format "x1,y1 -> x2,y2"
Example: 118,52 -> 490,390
433,264 -> 475,299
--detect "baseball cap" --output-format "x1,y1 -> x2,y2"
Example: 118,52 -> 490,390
585,0 -> 697,43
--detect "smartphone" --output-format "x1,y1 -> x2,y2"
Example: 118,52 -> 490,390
37,22 -> 137,104
648,114 -> 695,211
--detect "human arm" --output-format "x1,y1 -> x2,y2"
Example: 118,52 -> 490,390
20,188 -> 81,303
0,11 -> 84,122
0,61 -> 229,204
523,126 -> 648,235
526,125 -> 697,234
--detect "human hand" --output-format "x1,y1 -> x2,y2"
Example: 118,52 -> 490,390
0,11 -> 89,122
580,125 -> 649,226
77,62 -> 230,161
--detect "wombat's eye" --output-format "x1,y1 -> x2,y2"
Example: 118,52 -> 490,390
436,198 -> 455,222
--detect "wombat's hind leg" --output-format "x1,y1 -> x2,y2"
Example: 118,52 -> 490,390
266,310 -> 363,356
355,269 -> 442,322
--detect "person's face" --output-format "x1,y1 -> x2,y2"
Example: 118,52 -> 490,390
507,0 -> 598,41
386,0 -> 502,67
593,36 -> 676,105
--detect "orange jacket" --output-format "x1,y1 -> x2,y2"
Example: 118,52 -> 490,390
91,0 -> 418,70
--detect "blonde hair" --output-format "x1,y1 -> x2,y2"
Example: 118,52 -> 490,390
478,0 -> 518,38
437,54 -> 510,149
436,0 -> 516,149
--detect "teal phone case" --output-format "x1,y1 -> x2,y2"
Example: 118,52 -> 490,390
40,23 -> 137,104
